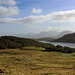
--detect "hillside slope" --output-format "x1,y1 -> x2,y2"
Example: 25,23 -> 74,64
53,33 -> 75,43
0,36 -> 54,49
56,30 -> 74,38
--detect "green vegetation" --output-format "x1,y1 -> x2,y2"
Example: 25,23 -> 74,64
45,45 -> 75,53
0,36 -> 54,49
0,36 -> 38,49
0,36 -> 75,54
0,47 -> 75,75
20,46 -> 45,50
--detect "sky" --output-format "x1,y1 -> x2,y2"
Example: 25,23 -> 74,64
0,0 -> 75,35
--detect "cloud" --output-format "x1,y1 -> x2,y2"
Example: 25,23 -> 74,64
0,15 -> 50,24
0,6 -> 19,17
45,26 -> 66,31
0,0 -> 16,6
32,8 -> 42,14
45,26 -> 74,31
0,0 -> 19,17
0,10 -> 75,23
50,10 -> 75,23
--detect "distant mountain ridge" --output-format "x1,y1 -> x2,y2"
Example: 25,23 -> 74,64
56,30 -> 74,38
15,30 -> 60,38
16,33 -> 36,38
11,30 -> 75,39
31,31 -> 59,38
53,33 -> 75,43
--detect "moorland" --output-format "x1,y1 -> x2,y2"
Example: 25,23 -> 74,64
0,36 -> 75,75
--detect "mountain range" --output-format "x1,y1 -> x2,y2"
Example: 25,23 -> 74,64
14,30 -> 74,39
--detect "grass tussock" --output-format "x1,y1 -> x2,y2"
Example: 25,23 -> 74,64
0,47 -> 75,75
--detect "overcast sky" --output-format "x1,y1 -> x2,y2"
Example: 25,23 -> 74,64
0,0 -> 75,35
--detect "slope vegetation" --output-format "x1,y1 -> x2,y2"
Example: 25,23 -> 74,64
0,36 -> 54,49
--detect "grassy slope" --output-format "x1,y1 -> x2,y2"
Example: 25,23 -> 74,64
0,47 -> 75,75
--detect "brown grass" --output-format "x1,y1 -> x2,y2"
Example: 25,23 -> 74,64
0,47 -> 75,75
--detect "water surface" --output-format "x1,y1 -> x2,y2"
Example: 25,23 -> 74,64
40,41 -> 75,48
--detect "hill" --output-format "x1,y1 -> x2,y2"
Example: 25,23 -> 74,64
0,36 -> 54,49
55,30 -> 74,38
33,30 -> 74,42
53,33 -> 75,43
1,36 -> 75,53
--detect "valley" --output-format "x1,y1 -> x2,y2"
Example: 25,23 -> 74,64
0,0 -> 75,75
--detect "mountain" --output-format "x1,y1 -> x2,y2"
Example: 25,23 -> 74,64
31,31 -> 59,38
15,30 -> 74,39
56,30 -> 74,38
53,33 -> 75,43
16,33 -> 36,38
16,30 -> 59,38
